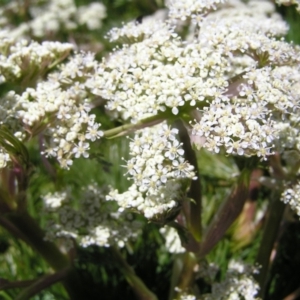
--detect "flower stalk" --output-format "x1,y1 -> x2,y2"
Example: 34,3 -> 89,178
111,246 -> 158,300
4,210 -> 86,299
175,119 -> 202,242
199,169 -> 251,258
103,113 -> 168,139
171,252 -> 198,300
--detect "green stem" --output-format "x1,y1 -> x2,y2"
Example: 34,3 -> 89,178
111,246 -> 158,300
175,120 -> 202,242
3,211 -> 85,299
255,191 -> 285,298
171,252 -> 198,300
0,216 -> 30,242
7,211 -> 69,270
15,268 -> 70,300
103,113 -> 167,139
198,169 -> 250,258
0,278 -> 36,290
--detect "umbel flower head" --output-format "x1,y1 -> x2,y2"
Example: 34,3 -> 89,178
0,0 -> 106,39
0,39 -> 104,169
107,122 -> 196,219
87,0 -> 300,218
88,0 -> 300,161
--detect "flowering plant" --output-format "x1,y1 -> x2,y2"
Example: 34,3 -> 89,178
0,0 -> 300,299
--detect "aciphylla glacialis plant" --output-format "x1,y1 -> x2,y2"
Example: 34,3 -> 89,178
0,0 -> 300,299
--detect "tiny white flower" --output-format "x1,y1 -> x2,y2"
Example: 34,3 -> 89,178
86,123 -> 103,141
72,141 -> 90,158
165,139 -> 184,160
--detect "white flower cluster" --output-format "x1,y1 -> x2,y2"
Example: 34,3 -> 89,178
43,191 -> 68,210
0,89 -> 22,168
88,0 -> 300,162
160,226 -> 185,253
281,182 -> 300,216
0,46 -> 103,169
76,2 -> 106,31
0,39 -> 73,84
179,294 -> 196,300
42,184 -> 142,249
106,19 -> 173,43
0,149 -> 10,169
201,261 -> 260,300
203,0 -> 288,37
0,2 -> 29,38
17,85 -> 99,168
271,66 -> 300,154
0,90 -> 20,128
166,0 -> 226,23
0,39 -> 97,168
52,51 -> 98,87
190,1 -> 300,158
107,123 -> 196,219
90,23 -> 229,123
0,0 -> 106,39
29,0 -> 77,37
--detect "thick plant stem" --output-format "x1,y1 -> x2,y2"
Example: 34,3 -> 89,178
4,211 -> 86,300
255,191 -> 285,298
199,169 -> 250,258
111,246 -> 158,300
15,268 -> 70,300
171,252 -> 198,300
175,120 -> 202,242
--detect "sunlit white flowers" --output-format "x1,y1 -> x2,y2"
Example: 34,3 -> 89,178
107,123 -> 196,219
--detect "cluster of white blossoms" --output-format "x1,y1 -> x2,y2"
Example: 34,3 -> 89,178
86,0 -> 300,219
190,1 -> 300,158
281,183 -> 300,216
76,2 -> 106,31
0,0 -> 106,39
106,18 -> 173,43
0,38 -> 83,168
42,184 -> 142,249
0,37 -> 103,169
159,226 -> 185,253
0,39 -> 73,84
179,294 -> 197,300
107,123 -> 196,219
16,83 -> 102,169
90,22 -> 230,122
202,0 -> 289,34
88,0 -> 300,161
39,52 -> 104,168
28,0 -> 78,37
0,149 -> 10,169
201,261 -> 260,300
166,0 -> 226,23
